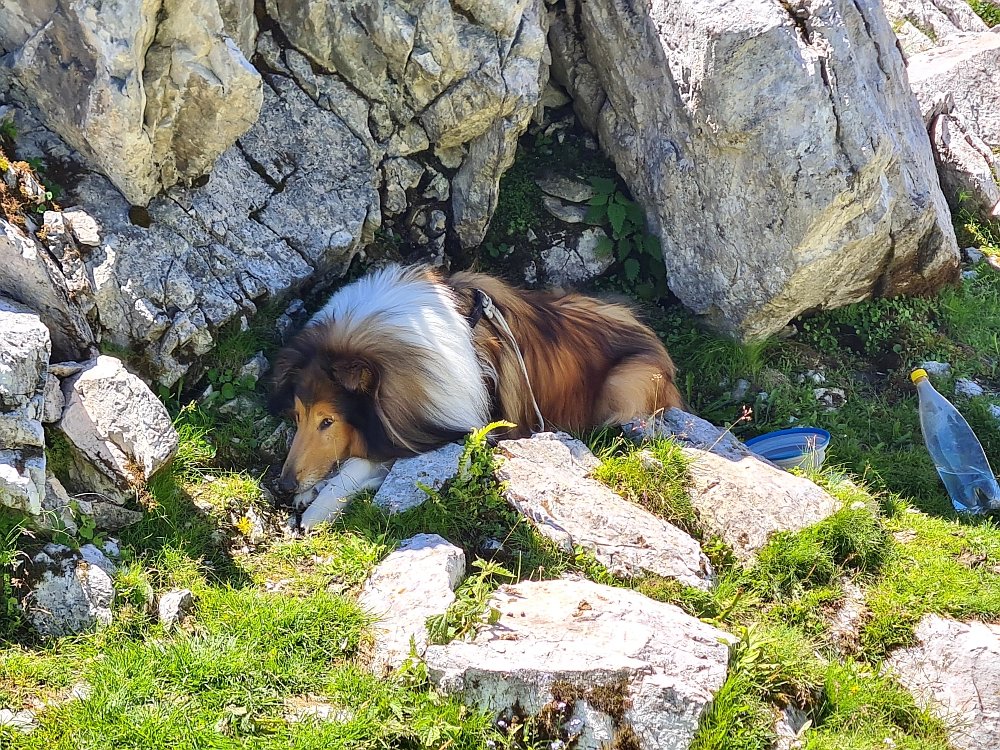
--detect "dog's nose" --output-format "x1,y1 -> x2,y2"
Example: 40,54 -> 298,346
277,473 -> 298,494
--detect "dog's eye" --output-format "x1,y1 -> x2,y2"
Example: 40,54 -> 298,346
319,418 -> 334,431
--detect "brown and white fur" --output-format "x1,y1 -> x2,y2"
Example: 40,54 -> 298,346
270,264 -> 683,528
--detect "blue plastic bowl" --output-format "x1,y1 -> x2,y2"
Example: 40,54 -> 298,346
744,428 -> 831,472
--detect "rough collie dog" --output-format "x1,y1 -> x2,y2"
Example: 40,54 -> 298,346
269,264 -> 683,528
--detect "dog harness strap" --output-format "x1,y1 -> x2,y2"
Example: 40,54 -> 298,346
467,288 -> 487,329
475,289 -> 546,433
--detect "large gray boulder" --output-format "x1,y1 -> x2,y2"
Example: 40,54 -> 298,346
3,70 -> 379,386
425,577 -> 731,750
0,297 -> 49,516
0,0 -> 263,206
886,614 -> 1000,750
550,0 -> 959,340
930,112 -> 1000,222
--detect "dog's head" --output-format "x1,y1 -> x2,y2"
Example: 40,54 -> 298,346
269,329 -> 382,494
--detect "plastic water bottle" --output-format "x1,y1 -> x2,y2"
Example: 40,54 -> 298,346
912,368 -> 1000,514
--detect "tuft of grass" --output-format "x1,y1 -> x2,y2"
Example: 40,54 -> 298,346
595,438 -> 699,537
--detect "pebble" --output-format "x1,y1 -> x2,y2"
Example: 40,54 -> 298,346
955,378 -> 984,398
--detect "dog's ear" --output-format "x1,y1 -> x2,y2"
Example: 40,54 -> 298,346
268,339 -> 309,416
326,357 -> 376,394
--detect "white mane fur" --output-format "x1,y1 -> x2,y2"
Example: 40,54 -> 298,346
308,264 -> 492,435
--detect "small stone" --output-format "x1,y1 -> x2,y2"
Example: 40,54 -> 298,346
158,588 -> 194,631
921,361 -> 952,377
62,209 -> 101,246
534,174 -> 595,203
428,210 -> 447,235
955,378 -> 985,398
965,247 -> 985,265
0,708 -> 38,734
42,373 -> 64,423
813,387 -> 846,412
989,404 -> 1000,424
435,144 -> 466,170
542,228 -> 614,286
826,581 -> 869,655
238,351 -> 269,382
539,81 -> 572,109
729,378 -> 751,401
22,543 -> 115,637
542,195 -> 589,224
358,534 -> 465,673
422,167 -> 450,202
963,270 -> 979,280
373,443 -> 463,515
524,261 -> 537,285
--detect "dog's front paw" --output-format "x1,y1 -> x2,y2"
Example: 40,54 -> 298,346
299,485 -> 351,531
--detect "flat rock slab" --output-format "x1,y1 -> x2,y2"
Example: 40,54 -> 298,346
358,533 -> 465,674
373,443 -> 463,515
886,614 -> 1000,750
496,433 -> 712,590
627,409 -> 840,561
58,356 -> 178,501
625,408 -> 758,463
425,577 -> 730,750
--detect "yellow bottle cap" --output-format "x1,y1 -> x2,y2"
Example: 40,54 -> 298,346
911,368 -> 928,384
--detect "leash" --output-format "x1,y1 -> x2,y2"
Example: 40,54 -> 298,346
469,289 -> 545,433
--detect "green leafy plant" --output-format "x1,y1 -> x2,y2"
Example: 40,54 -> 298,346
484,241 -> 513,259
0,120 -> 17,142
425,558 -> 512,644
203,368 -> 257,407
585,176 -> 668,298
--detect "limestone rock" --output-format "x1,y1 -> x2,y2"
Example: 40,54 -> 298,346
894,20 -> 935,56
930,114 -> 1000,223
358,534 -> 465,673
373,443 -> 464,515
0,218 -> 95,362
542,196 -> 589,224
41,373 -> 63,424
62,73 -> 378,385
883,0 -> 988,42
886,614 -> 1000,750
425,577 -> 730,750
0,297 -> 49,516
910,32 -> 1000,151
624,409 -> 757,464
269,0 -> 547,249
542,228 -> 613,286
554,0 -> 959,340
0,0 -> 263,205
627,409 -> 841,561
535,173 -> 595,203
158,588 -> 195,631
58,356 -> 178,502
22,543 -> 115,637
496,433 -> 713,590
